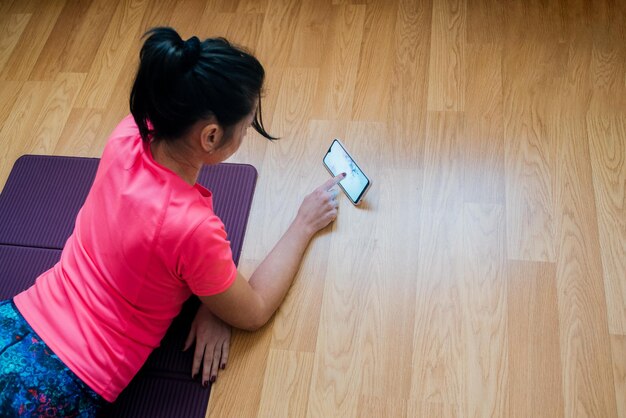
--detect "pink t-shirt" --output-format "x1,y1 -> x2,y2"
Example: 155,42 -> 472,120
14,115 -> 238,402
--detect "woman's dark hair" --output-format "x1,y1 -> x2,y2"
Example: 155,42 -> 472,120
130,27 -> 275,144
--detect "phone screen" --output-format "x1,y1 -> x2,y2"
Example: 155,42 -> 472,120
323,139 -> 370,204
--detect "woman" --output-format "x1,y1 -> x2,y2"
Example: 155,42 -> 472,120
0,27 -> 344,416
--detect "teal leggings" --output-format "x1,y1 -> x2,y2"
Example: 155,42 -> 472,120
0,299 -> 104,417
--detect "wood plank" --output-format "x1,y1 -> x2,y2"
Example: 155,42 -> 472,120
311,4 -> 366,120
357,396 -> 408,418
207,328 -> 272,418
253,0 -> 302,68
462,116 -> 505,205
138,0 -> 177,33
587,116 -> 626,336
507,260 -> 564,418
552,115 -> 618,417
343,120 -> 387,172
357,168 -> 419,401
543,0 -> 593,120
287,0 -> 332,67
0,0 -> 66,81
242,72 -> 324,262
503,0 -> 563,44
92,41 -> 139,151
588,0 -> 626,114
74,0 -> 146,109
411,201 -> 464,406
198,12 -> 235,41
460,203 -> 507,417
202,0 -> 240,13
612,335 -> 626,418
420,111 -> 464,210
465,42 -> 502,121
351,1 -> 397,121
0,80 -> 22,128
62,0 -> 119,73
463,42 -> 505,205
268,219 -> 330,353
168,0 -> 208,37
230,119 -> 332,369
466,0 -> 502,44
306,122 -> 383,417
5,0 -> 38,14
386,0 -> 431,168
305,224 -> 371,417
29,0 -> 92,80
236,0 -> 267,14
406,400 -> 459,418
503,42 -> 557,262
0,13 -> 30,76
259,70 -> 328,353
550,39 -> 592,119
0,0 -> 15,18
410,112 -> 464,406
361,164 -> 419,389
257,349 -> 314,418
268,68 -> 319,140
558,0 -> 594,45
0,81 -> 53,188
590,39 -> 626,115
27,73 -> 86,155
211,12 -> 265,51
427,0 -> 466,111
410,200 -> 463,405
1,73 -> 84,185
206,259 -> 272,418
54,107 -> 105,157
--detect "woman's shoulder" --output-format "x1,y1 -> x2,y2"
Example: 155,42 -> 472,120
92,115 -> 143,181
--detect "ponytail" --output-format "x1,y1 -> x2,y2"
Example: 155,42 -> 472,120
130,27 -> 275,144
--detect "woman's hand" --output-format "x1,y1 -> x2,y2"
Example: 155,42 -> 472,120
184,304 -> 231,386
295,173 -> 346,236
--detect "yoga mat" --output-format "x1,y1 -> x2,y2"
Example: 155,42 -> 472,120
0,155 -> 257,265
99,375 -> 209,418
0,155 -> 99,249
0,155 -> 258,417
0,245 -> 60,300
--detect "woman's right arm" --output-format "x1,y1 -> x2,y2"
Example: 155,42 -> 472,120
199,174 -> 345,331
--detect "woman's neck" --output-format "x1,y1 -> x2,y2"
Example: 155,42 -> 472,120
150,140 -> 201,186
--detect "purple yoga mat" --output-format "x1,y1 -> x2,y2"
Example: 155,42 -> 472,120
0,155 -> 258,417
0,155 -> 256,265
0,155 -> 99,249
0,245 -> 60,300
99,375 -> 210,417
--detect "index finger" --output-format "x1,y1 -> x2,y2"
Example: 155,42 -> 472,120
319,173 -> 346,191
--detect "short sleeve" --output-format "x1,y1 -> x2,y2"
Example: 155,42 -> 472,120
179,216 -> 237,296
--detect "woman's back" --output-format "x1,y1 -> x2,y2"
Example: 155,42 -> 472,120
14,115 -> 237,402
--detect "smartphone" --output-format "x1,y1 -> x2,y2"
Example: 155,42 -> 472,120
323,139 -> 372,205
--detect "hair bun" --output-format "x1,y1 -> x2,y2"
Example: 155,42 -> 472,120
181,36 -> 201,70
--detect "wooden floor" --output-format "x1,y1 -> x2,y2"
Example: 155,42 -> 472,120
1,0 -> 625,416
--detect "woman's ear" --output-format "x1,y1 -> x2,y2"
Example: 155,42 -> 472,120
200,123 -> 223,154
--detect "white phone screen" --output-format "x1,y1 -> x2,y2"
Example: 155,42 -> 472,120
323,140 -> 370,204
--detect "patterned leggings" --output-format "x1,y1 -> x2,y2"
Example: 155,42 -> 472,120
0,299 -> 104,417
